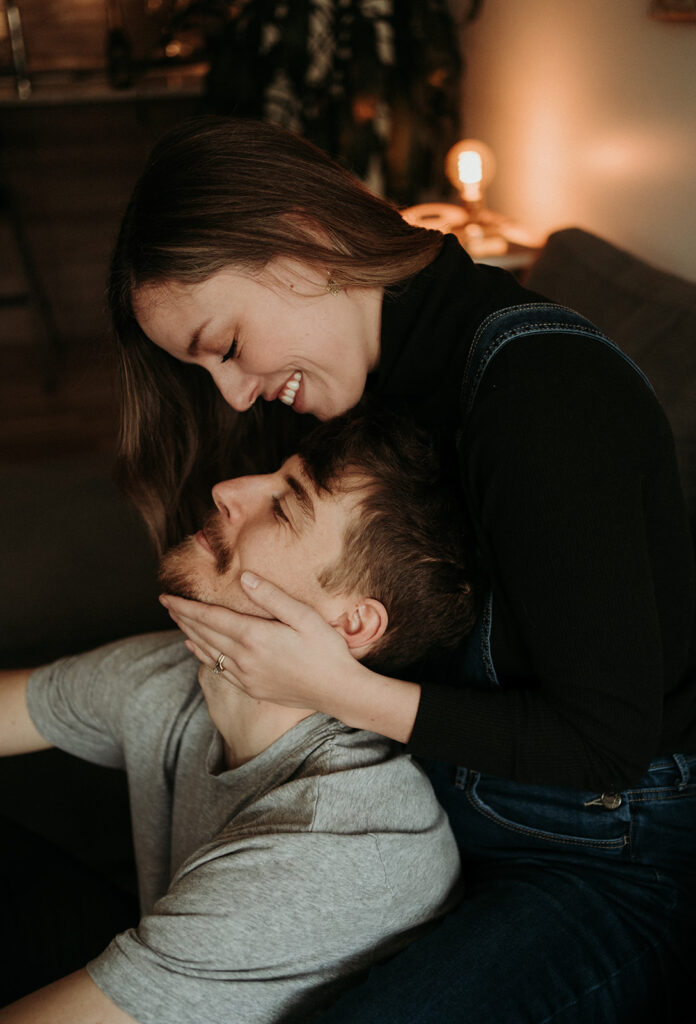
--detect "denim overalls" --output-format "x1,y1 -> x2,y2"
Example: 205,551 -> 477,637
319,304 -> 696,1024
431,300 -> 695,865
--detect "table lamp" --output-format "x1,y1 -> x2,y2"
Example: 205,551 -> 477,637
401,137 -> 543,264
443,138 -> 508,257
401,138 -> 506,257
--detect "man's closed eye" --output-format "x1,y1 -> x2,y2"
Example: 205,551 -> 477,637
272,496 -> 290,525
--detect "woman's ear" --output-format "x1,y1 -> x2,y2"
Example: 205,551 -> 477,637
330,599 -> 388,656
264,255 -> 327,296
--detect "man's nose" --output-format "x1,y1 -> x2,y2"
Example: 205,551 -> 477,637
211,475 -> 265,520
211,365 -> 260,412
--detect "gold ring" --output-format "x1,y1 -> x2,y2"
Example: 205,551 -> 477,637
213,653 -> 226,675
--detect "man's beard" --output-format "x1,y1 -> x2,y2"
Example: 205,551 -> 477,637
158,511 -> 233,601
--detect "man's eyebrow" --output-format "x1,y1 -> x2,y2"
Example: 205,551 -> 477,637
284,474 -> 316,525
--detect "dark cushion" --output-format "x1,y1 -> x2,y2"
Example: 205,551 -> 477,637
527,228 -> 696,524
0,456 -> 169,668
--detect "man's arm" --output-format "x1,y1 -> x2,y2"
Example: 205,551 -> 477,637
0,969 -> 136,1023
0,670 -> 52,756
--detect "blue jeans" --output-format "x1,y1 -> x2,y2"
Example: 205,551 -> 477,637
316,755 -> 696,1023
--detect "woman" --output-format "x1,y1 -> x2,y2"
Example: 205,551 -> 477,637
111,116 -> 696,1022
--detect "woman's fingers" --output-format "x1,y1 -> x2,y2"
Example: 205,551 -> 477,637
183,637 -> 217,670
160,591 -> 298,691
165,602 -> 236,644
239,572 -> 322,631
159,579 -> 354,711
162,575 -> 322,631
182,637 -> 253,696
160,594 -> 253,636
161,577 -> 327,651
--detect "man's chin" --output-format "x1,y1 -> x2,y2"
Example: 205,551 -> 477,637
158,542 -> 204,602
158,540 -> 260,615
159,536 -> 280,619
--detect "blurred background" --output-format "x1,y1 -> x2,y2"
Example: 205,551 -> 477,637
0,0 -> 694,461
2,0 -> 693,917
0,0 -> 471,458
0,0 -> 694,665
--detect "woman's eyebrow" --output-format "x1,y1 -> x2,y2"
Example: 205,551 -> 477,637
284,474 -> 316,525
186,320 -> 212,356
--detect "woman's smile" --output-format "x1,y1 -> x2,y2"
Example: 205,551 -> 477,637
133,263 -> 382,421
278,371 -> 303,407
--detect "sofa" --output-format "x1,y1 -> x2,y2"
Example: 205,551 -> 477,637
526,227 -> 696,539
1,225 -> 695,897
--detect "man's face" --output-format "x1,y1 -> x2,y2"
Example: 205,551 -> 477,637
159,455 -> 357,620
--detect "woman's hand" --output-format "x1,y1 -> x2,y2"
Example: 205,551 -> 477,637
162,572 -> 367,713
160,572 -> 422,742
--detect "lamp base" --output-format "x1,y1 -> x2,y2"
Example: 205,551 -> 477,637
400,203 -> 545,266
400,203 -> 508,256
400,202 -> 468,234
455,220 -> 509,258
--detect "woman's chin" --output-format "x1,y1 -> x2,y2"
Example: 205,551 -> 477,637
284,380 -> 359,421
312,394 -> 359,422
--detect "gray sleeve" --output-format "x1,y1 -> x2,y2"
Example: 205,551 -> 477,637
87,828 -> 456,1024
26,632 -> 185,768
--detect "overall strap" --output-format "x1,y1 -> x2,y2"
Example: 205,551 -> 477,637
460,302 -> 654,420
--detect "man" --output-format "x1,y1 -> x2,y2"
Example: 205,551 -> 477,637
0,409 -> 476,1024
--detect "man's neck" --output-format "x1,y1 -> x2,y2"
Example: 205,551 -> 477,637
198,666 -> 315,770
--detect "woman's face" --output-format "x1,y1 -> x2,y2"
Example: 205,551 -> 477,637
133,262 -> 383,421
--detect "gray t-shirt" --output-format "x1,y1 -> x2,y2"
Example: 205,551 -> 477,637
27,632 -> 460,1024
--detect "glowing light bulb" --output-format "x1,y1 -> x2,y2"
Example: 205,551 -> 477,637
458,151 -> 483,186
445,139 -> 496,211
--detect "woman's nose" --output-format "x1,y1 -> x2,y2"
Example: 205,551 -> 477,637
211,366 -> 260,412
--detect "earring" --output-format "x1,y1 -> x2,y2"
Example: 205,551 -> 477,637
326,277 -> 342,295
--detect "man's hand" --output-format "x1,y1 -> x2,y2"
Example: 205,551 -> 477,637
0,969 -> 136,1023
0,670 -> 52,757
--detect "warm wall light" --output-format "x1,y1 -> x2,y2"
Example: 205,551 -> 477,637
445,139 -> 497,216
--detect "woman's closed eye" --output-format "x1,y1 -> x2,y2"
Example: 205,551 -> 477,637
221,339 -> 238,363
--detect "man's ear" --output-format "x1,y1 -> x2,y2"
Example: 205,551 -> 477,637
330,599 -> 388,656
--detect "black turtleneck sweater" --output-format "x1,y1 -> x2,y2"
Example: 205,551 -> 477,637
373,235 -> 695,791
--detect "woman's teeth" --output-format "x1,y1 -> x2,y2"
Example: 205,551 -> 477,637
279,371 -> 302,406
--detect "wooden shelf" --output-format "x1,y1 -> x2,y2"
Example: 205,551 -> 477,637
0,64 -> 208,107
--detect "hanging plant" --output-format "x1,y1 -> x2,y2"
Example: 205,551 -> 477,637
196,0 -> 484,204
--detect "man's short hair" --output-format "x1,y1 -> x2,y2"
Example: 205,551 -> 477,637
297,405 -> 478,673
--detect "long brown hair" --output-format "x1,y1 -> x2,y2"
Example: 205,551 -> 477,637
110,116 -> 444,551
